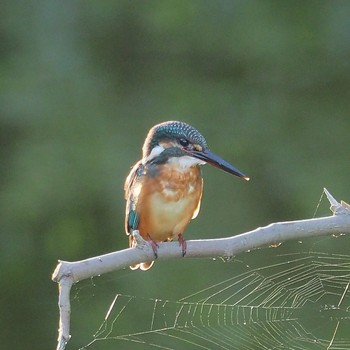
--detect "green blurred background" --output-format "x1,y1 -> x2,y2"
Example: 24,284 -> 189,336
2,1 -> 350,349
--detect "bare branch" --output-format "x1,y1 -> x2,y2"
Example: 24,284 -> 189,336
52,191 -> 350,350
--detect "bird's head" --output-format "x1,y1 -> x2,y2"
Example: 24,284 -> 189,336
142,121 -> 249,181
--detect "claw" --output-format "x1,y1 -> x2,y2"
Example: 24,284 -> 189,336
178,234 -> 187,257
147,234 -> 159,259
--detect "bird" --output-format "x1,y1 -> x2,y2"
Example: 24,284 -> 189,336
124,121 -> 249,270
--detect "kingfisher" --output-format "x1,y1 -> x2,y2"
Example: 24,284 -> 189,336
125,121 -> 249,270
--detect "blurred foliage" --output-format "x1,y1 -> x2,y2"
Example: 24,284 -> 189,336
1,1 -> 350,349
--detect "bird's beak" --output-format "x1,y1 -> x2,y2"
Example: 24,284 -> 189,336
190,149 -> 250,181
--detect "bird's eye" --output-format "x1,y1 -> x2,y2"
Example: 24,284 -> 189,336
179,138 -> 189,147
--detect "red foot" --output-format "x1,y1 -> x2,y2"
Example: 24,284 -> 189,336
147,234 -> 159,259
178,234 -> 187,257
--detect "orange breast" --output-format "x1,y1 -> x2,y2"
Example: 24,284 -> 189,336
137,164 -> 203,242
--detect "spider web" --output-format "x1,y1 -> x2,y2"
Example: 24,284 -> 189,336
75,233 -> 350,350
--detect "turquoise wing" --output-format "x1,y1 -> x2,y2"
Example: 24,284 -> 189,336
124,161 -> 145,235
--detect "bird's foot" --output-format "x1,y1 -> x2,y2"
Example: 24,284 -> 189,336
131,231 -> 159,258
147,234 -> 159,259
178,234 -> 187,257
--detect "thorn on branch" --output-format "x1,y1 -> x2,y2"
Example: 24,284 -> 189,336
324,188 -> 350,215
